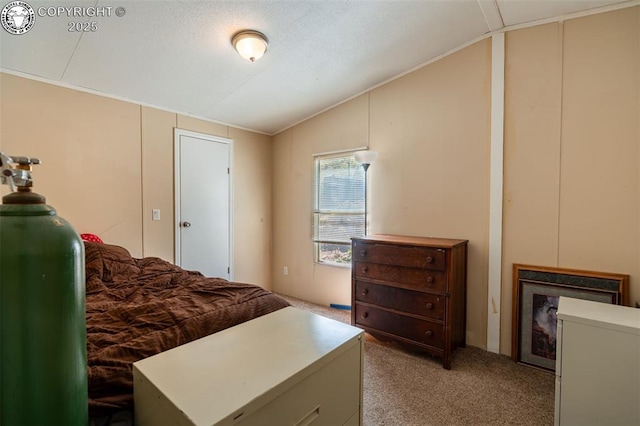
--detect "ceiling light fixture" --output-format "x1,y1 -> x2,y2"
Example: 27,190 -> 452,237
232,30 -> 268,62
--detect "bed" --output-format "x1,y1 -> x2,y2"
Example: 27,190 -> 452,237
84,241 -> 290,418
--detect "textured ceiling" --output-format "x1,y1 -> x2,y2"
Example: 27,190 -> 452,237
0,0 -> 634,134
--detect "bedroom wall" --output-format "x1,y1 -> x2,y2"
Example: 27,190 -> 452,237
272,94 -> 370,305
0,73 -> 274,289
272,6 -> 639,353
230,127 -> 273,288
271,40 -> 492,349
369,39 -> 492,349
0,74 -> 143,255
502,7 -> 639,355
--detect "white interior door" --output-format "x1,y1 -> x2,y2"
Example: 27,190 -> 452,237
174,129 -> 232,279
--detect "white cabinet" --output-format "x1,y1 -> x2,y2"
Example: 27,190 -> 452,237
555,297 -> 640,426
133,307 -> 364,426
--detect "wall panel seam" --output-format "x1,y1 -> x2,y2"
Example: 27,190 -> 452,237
557,22 -> 565,267
140,105 -> 145,257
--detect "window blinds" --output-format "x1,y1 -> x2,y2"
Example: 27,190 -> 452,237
313,153 -> 365,246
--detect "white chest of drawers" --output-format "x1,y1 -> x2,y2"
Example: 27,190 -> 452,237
555,297 -> 640,426
133,306 -> 364,426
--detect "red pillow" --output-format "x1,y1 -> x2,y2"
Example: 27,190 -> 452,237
81,233 -> 103,243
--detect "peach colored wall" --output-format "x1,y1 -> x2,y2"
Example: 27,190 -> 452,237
142,106 -> 176,261
0,73 -> 274,289
502,23 -> 563,354
0,74 -> 143,256
271,94 -> 370,306
177,115 -> 228,139
272,41 -> 492,349
558,9 -> 638,275
230,127 -> 273,288
272,7 -> 639,352
272,129 -> 294,295
370,39 -> 492,349
502,7 -> 639,354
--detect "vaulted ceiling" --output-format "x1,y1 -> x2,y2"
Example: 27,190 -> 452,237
1,0 -> 633,134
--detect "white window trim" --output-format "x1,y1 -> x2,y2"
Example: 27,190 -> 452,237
312,148 -> 366,267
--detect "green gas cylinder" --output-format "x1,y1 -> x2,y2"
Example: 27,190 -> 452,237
0,155 -> 87,425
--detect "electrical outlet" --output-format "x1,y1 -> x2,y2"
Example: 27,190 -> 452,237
283,266 -> 288,276
152,209 -> 161,221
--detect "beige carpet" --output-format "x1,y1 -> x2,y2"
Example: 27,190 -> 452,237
279,294 -> 555,426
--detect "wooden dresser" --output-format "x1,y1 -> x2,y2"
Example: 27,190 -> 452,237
351,234 -> 468,369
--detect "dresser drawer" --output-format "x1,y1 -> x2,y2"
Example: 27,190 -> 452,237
352,241 -> 446,271
353,261 -> 446,293
354,304 -> 444,349
354,281 -> 444,320
350,235 -> 467,369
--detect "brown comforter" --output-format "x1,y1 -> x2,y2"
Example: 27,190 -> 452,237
85,242 -> 290,417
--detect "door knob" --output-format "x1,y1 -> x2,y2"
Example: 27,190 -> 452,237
182,221 -> 191,228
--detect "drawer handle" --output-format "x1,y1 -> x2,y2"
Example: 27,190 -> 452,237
361,266 -> 368,274
426,303 -> 434,310
426,256 -> 433,264
425,330 -> 433,337
361,311 -> 369,319
360,249 -> 367,257
294,405 -> 320,426
426,276 -> 434,283
362,288 -> 369,296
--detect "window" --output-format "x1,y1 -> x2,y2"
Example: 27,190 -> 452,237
313,152 -> 365,265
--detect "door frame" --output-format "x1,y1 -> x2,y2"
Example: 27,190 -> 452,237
173,128 -> 234,280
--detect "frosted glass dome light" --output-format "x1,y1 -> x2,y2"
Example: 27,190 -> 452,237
232,30 -> 268,62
